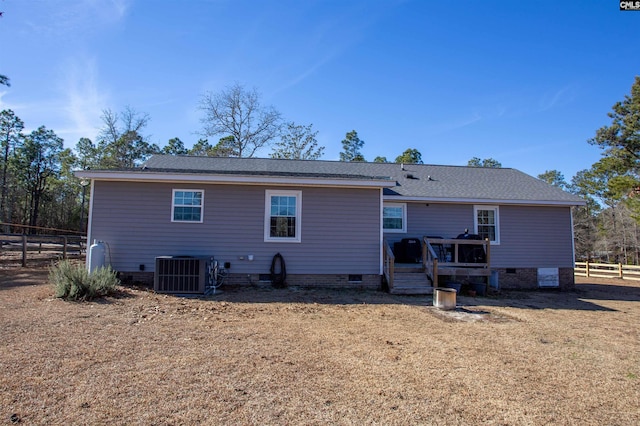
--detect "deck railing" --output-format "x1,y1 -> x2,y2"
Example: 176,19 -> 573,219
422,237 -> 491,287
383,239 -> 395,290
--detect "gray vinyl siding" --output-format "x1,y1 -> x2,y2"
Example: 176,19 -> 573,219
384,202 -> 575,268
496,205 -> 574,268
89,181 -> 381,274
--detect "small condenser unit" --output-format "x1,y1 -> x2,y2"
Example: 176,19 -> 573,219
154,256 -> 210,294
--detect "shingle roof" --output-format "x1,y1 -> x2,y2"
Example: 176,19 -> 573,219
139,155 -> 584,205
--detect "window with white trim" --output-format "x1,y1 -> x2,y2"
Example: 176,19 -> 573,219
474,205 -> 499,244
383,202 -> 407,233
265,190 -> 302,242
172,189 -> 204,223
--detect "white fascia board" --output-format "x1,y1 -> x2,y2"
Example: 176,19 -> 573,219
74,170 -> 395,189
383,195 -> 586,207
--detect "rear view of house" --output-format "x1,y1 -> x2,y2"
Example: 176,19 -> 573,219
76,155 -> 584,293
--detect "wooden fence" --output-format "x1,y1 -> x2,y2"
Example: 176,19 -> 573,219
575,261 -> 640,281
0,234 -> 86,267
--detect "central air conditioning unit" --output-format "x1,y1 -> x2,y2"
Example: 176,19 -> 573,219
154,256 -> 211,294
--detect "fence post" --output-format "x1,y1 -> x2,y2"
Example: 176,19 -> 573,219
22,235 -> 27,267
585,261 -> 590,277
619,263 -> 623,279
63,236 -> 68,260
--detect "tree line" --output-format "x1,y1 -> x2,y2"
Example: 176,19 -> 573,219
2,76 -> 640,267
0,82 -> 426,234
535,76 -> 640,264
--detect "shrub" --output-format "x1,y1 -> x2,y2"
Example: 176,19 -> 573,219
50,260 -> 120,301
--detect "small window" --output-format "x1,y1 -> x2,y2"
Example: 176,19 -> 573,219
383,203 -> 406,233
474,205 -> 499,244
172,189 -> 203,223
265,190 -> 302,242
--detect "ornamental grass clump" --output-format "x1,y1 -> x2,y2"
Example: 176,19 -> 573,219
50,260 -> 120,301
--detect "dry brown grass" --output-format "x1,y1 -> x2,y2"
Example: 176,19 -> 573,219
1,267 -> 639,425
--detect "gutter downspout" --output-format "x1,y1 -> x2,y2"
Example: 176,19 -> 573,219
85,179 -> 96,265
379,188 -> 384,275
570,206 -> 576,265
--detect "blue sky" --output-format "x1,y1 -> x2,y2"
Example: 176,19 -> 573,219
1,0 -> 639,180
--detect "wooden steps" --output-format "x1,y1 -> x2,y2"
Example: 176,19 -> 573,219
390,271 -> 434,295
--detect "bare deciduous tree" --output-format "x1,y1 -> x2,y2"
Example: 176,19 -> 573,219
97,106 -> 158,168
198,83 -> 282,158
98,106 -> 150,146
270,122 -> 324,160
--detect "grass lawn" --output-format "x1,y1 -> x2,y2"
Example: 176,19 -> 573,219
1,267 -> 639,425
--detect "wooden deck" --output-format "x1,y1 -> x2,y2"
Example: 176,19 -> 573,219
383,237 -> 491,295
423,237 -> 491,285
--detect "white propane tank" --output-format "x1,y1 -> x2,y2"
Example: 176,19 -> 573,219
88,240 -> 106,273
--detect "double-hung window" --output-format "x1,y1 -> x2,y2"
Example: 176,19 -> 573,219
265,190 -> 302,242
172,189 -> 204,223
383,203 -> 407,233
474,205 -> 499,244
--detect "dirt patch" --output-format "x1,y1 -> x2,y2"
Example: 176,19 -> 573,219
427,306 -> 517,323
1,269 -> 639,425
